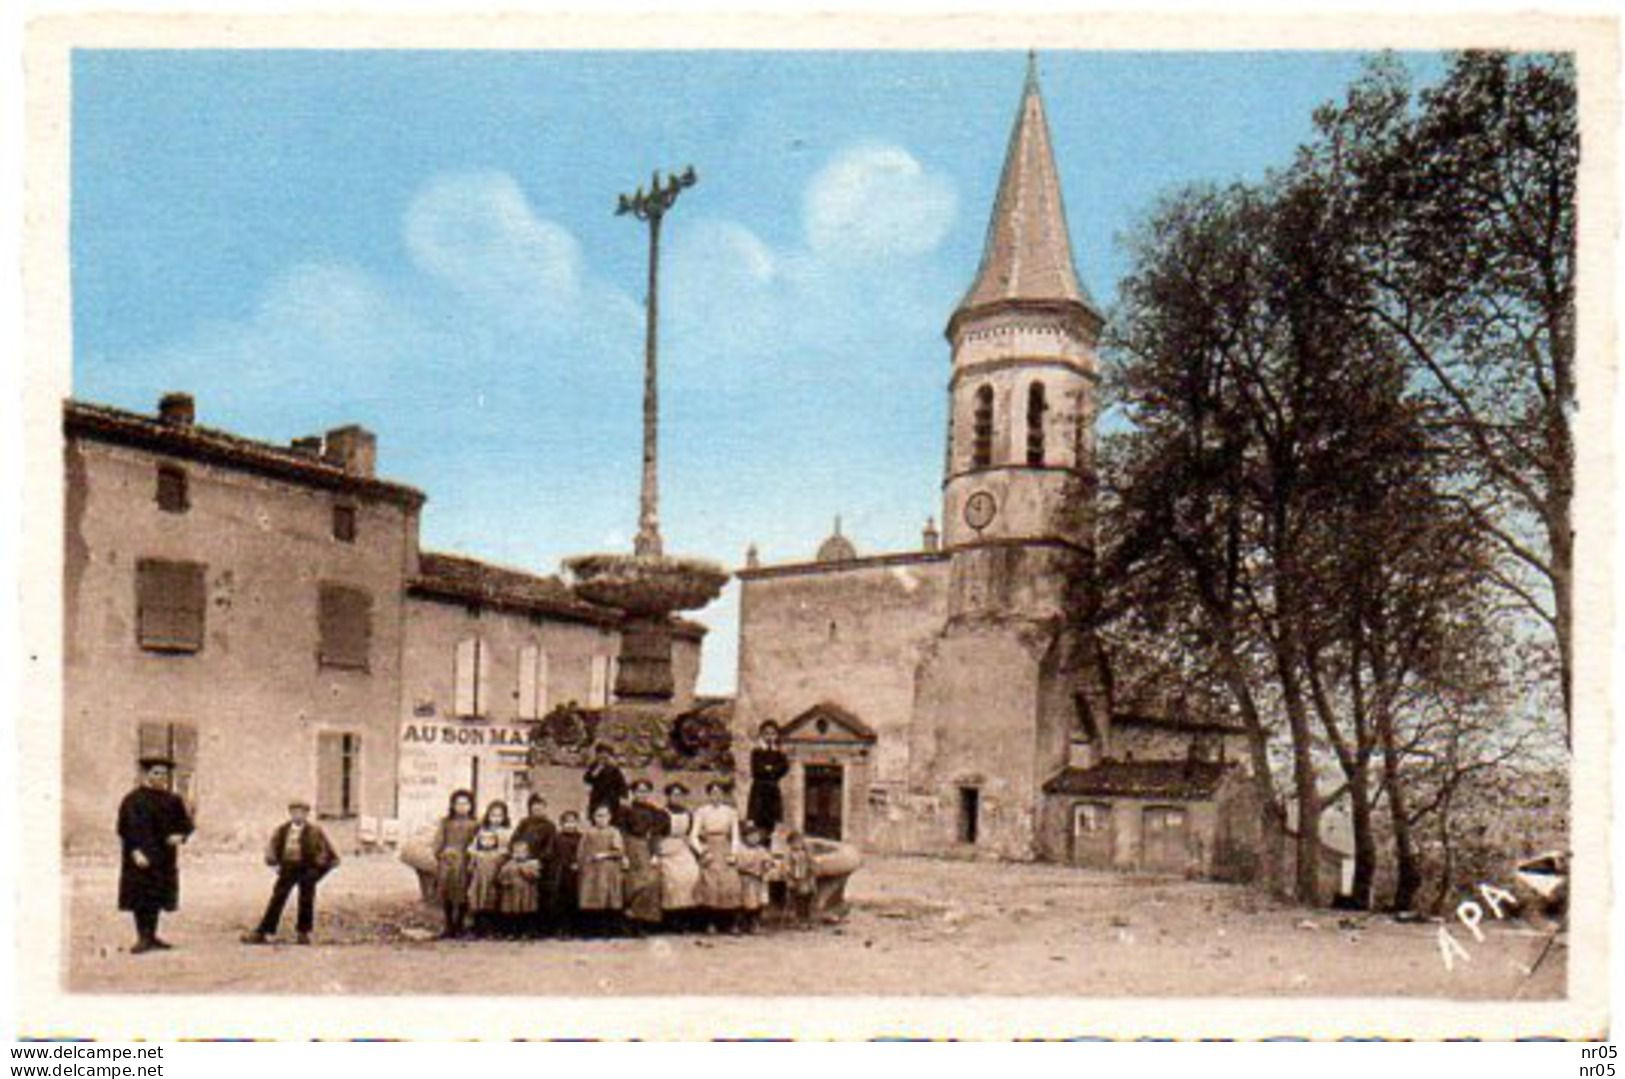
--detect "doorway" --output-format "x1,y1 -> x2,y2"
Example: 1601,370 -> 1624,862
957,786 -> 981,845
803,764 -> 844,840
1141,805 -> 1190,873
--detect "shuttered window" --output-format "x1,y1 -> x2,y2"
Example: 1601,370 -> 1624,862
1026,381 -> 1048,466
517,644 -> 548,721
316,731 -> 361,819
137,721 -> 198,803
972,385 -> 995,468
317,585 -> 371,670
588,654 -> 612,709
454,637 -> 488,717
136,559 -> 206,653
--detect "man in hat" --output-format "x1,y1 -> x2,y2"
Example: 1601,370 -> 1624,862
116,755 -> 194,954
583,743 -> 628,827
242,797 -> 340,945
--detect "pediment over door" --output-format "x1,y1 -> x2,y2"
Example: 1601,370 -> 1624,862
782,702 -> 877,747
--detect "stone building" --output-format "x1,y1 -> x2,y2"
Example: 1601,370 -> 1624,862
734,63 -> 1259,873
63,394 -> 423,851
62,393 -> 705,851
397,551 -> 702,834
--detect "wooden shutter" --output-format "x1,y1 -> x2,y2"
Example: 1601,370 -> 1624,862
536,650 -> 550,717
136,560 -> 205,652
588,655 -> 609,708
318,585 -> 371,669
517,645 -> 539,720
454,638 -> 477,716
316,732 -> 344,817
476,639 -> 490,716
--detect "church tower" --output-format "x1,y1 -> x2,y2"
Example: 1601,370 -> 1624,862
908,56 -> 1101,859
941,55 -> 1101,622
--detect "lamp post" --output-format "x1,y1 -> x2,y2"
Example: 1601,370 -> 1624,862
616,165 -> 697,559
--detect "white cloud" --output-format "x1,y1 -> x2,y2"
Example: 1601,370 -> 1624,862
802,143 -> 957,259
404,170 -> 587,328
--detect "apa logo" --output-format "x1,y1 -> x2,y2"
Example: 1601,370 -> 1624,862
1436,882 -> 1519,971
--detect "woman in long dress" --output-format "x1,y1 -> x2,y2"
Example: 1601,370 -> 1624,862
432,789 -> 480,939
746,721 -> 790,838
576,804 -> 627,936
657,782 -> 703,931
620,779 -> 669,930
690,780 -> 744,930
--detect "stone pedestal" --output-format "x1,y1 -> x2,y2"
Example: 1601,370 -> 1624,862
615,614 -> 677,700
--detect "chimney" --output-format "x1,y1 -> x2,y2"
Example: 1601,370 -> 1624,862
158,392 -> 195,427
289,436 -> 323,458
1067,738 -> 1099,770
745,543 -> 761,570
323,425 -> 377,477
922,516 -> 941,552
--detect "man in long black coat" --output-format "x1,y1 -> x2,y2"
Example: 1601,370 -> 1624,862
117,756 -> 194,953
583,744 -> 628,826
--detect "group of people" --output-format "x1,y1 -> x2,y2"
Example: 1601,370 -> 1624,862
430,727 -> 812,939
113,722 -> 807,952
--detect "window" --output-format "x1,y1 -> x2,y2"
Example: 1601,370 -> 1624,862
972,385 -> 995,468
1026,382 -> 1048,466
332,503 -> 357,543
454,637 -> 489,717
137,722 -> 198,802
155,465 -> 189,514
316,732 -> 361,819
317,585 -> 371,670
588,654 -> 612,709
136,559 -> 206,653
957,786 -> 981,845
517,644 -> 549,721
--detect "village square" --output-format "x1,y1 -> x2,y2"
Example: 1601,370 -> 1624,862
57,47 -> 1574,1000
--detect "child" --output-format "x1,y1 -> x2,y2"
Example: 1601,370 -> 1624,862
549,810 -> 584,937
783,831 -> 817,929
478,800 -> 514,848
734,825 -> 775,934
241,797 -> 339,946
497,839 -> 543,937
465,828 -> 508,938
431,789 -> 479,939
576,803 -> 628,937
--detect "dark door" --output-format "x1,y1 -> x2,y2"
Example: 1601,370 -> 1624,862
1071,801 -> 1113,868
1141,805 -> 1189,873
803,764 -> 844,840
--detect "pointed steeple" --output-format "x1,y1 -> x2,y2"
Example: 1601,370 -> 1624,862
953,54 -> 1099,333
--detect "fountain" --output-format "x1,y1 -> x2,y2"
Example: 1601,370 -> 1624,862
563,166 -> 727,703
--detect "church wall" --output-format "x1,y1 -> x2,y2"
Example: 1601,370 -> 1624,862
908,624 -> 1049,859
734,555 -> 949,844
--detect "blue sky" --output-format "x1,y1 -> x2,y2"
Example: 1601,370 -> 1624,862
70,49 -> 1445,692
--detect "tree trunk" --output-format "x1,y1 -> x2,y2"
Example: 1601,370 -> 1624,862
1380,717 -> 1421,912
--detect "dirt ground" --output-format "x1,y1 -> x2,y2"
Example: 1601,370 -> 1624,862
64,850 -> 1564,998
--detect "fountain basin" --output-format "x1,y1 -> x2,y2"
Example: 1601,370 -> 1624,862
565,552 -> 728,616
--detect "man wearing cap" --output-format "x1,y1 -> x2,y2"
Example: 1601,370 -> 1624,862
241,797 -> 340,945
116,755 -> 194,954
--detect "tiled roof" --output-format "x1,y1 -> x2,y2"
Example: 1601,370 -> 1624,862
953,60 -> 1101,330
1042,759 -> 1228,800
1113,712 -> 1250,736
63,399 -> 425,508
412,551 -> 707,638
